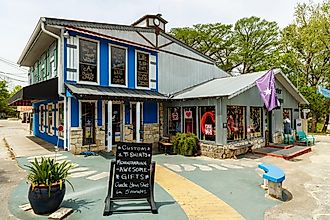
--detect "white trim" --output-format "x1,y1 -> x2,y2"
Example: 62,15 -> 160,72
109,44 -> 128,88
67,97 -> 71,150
79,100 -> 97,129
129,102 -> 144,124
46,103 -> 54,136
57,101 -> 64,140
39,105 -> 45,133
77,36 -> 100,85
107,100 -> 112,152
135,50 -> 151,90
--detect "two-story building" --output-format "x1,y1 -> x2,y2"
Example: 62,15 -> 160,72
10,14 -> 227,154
10,14 -> 308,158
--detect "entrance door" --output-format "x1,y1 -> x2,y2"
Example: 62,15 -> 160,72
105,103 -> 121,146
267,111 -> 273,143
82,102 -> 96,146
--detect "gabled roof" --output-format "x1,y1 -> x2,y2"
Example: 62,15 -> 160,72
18,16 -> 214,66
172,69 -> 309,104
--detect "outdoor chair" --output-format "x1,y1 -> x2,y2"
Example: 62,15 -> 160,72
284,133 -> 295,144
296,131 -> 315,146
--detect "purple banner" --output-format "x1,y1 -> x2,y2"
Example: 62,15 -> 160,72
256,70 -> 280,111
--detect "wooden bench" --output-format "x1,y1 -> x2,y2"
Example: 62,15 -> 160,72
258,163 -> 285,200
158,137 -> 173,155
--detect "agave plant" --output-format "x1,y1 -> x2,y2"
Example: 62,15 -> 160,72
25,157 -> 74,196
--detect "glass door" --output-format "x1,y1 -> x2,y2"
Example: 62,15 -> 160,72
82,102 -> 96,146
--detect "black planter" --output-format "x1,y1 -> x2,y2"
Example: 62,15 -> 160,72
28,183 -> 66,215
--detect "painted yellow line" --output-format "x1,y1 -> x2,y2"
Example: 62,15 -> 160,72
155,164 -> 244,220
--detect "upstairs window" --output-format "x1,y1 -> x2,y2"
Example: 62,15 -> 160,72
136,51 -> 149,88
79,39 -> 98,83
110,45 -> 127,86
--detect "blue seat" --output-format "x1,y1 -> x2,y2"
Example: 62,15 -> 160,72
258,163 -> 285,183
296,131 -> 315,146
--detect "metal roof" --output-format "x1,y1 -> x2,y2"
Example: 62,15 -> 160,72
66,83 -> 168,101
172,69 -> 309,104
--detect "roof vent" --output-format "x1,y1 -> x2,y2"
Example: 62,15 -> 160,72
132,14 -> 168,32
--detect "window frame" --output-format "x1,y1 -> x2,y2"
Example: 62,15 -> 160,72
249,106 -> 263,138
135,50 -> 151,90
109,44 -> 128,88
56,101 -> 65,139
77,36 -> 100,85
47,103 -> 54,136
39,105 -> 45,133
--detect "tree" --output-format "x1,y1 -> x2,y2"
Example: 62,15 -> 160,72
280,0 -> 330,132
10,85 -> 22,97
0,80 -> 12,117
233,16 -> 280,74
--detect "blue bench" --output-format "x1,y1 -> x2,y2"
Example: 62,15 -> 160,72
258,163 -> 285,199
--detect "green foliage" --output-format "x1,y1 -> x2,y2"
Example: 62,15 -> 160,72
0,80 -> 11,114
25,157 -> 74,195
172,133 -> 199,156
10,85 -> 22,97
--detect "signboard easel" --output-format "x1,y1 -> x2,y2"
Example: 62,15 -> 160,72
103,142 -> 158,215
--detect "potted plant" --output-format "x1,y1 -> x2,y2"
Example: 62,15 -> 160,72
172,133 -> 199,156
25,157 -> 74,214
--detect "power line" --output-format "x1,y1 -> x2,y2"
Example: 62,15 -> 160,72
0,71 -> 27,79
0,57 -> 28,74
0,72 -> 27,83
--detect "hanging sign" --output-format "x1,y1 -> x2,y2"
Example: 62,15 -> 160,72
205,124 -> 213,135
136,52 -> 149,87
184,110 -> 192,119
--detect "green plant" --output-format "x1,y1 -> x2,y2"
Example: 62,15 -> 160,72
25,157 -> 74,196
172,133 -> 199,156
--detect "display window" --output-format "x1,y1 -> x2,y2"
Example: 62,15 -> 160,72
47,104 -> 54,135
199,106 -> 215,141
79,38 -> 98,83
227,106 -> 246,141
249,107 -> 262,138
58,102 -> 64,138
40,105 -> 45,132
168,107 -> 181,135
183,107 -> 196,134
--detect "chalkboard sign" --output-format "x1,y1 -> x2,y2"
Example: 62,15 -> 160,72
79,39 -> 97,82
136,52 -> 149,87
111,46 -> 126,85
113,142 -> 152,199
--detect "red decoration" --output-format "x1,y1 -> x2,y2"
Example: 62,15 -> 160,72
200,111 -> 215,135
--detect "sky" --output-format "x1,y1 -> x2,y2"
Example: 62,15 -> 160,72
0,0 -> 323,89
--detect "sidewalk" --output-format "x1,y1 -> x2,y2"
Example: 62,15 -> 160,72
3,120 -> 278,220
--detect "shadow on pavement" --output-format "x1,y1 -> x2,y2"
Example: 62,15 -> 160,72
26,136 -> 57,152
282,189 -> 293,202
62,198 -> 99,213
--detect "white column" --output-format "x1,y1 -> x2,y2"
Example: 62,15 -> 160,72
107,100 -> 112,152
122,103 -> 125,142
136,102 -> 141,143
67,97 -> 72,150
64,97 -> 67,150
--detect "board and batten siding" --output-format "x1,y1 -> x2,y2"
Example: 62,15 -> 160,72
66,36 -> 78,81
158,52 -> 228,94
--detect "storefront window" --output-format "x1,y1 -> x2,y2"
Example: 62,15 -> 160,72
58,103 -> 64,138
47,104 -> 53,134
227,106 -> 246,141
136,51 -> 149,88
40,106 -> 44,132
168,107 -> 181,135
199,106 -> 216,141
249,107 -> 262,138
183,107 -> 196,134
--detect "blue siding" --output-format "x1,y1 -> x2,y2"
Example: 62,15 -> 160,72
125,103 -> 130,124
100,39 -> 109,86
33,100 -> 64,148
143,101 -> 158,123
71,97 -> 79,127
128,46 -> 135,89
97,100 -> 102,126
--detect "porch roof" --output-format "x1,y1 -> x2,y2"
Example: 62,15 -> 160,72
65,83 -> 168,101
8,78 -> 59,106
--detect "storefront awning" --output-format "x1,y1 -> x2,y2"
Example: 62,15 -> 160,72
8,78 -> 59,106
65,83 -> 168,101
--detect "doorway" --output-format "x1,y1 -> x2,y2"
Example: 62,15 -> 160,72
82,102 -> 96,146
105,103 -> 122,146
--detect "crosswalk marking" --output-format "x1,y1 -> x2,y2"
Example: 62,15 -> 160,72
69,170 -> 97,178
193,164 -> 213,171
221,163 -> 243,169
164,163 -> 182,172
69,167 -> 89,174
181,164 -> 196,171
87,172 -> 109,180
208,164 -> 228,170
27,154 -> 63,160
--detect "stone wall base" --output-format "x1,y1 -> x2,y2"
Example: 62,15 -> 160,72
201,138 -> 264,159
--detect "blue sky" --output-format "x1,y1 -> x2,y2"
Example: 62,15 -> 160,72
0,0 -> 322,88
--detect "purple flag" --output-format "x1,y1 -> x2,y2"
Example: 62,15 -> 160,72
256,70 -> 280,111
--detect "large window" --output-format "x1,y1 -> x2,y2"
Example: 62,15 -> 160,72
249,107 -> 262,138
58,102 -> 64,138
183,107 -> 196,134
40,105 -> 45,132
47,104 -> 54,135
110,45 -> 127,86
227,106 -> 246,141
199,106 -> 216,141
136,51 -> 149,88
79,39 -> 98,83
168,107 -> 181,135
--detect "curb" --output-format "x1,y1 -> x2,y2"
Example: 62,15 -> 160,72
3,137 -> 17,159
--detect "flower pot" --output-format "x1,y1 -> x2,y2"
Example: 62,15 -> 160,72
28,182 -> 66,215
